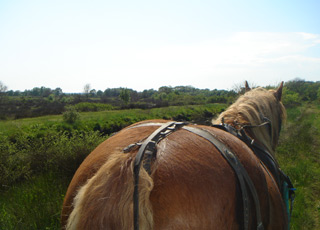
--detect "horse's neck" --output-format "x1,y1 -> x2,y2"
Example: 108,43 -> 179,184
219,118 -> 276,156
244,127 -> 277,158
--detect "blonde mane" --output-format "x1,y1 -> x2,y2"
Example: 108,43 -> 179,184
213,86 -> 286,156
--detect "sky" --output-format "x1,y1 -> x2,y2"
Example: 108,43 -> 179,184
0,0 -> 319,93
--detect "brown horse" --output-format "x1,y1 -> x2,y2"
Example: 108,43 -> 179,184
61,82 -> 290,229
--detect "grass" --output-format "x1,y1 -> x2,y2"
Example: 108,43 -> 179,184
277,104 -> 320,229
0,103 -> 319,229
0,103 -> 225,135
0,103 -> 226,229
0,172 -> 70,230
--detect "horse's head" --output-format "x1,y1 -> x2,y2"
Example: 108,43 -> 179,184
213,82 -> 286,156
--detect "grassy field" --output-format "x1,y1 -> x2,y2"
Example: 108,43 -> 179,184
0,104 -> 225,229
0,103 -> 224,134
277,104 -> 320,229
0,103 -> 319,229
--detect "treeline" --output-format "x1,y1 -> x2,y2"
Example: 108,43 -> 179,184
0,79 -> 319,120
282,79 -> 320,107
0,85 -> 236,120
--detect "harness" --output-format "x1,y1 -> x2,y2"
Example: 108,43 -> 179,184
214,122 -> 295,228
123,121 -> 295,230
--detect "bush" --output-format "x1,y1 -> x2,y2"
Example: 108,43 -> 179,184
63,106 -> 80,124
0,126 -> 104,188
283,88 -> 301,108
74,102 -> 113,112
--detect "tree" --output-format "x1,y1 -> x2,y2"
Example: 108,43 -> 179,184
282,88 -> 301,107
83,84 -> 91,98
232,81 -> 257,94
96,90 -> 103,97
89,89 -> 97,97
0,81 -> 8,101
53,87 -> 63,97
40,87 -> 51,97
159,86 -> 173,94
119,88 -> 131,104
0,81 -> 8,93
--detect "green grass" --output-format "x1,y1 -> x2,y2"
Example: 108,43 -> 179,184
0,103 -> 225,134
0,104 -> 226,229
0,103 -> 319,229
0,172 -> 70,230
277,104 -> 320,229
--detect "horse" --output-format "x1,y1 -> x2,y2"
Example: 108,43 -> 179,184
61,82 -> 293,229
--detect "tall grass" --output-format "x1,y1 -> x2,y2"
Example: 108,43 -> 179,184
0,127 -> 105,187
0,104 -> 226,229
277,105 -> 320,229
0,172 -> 69,230
0,103 -> 319,229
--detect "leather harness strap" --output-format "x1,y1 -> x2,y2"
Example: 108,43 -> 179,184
214,123 -> 295,207
183,126 -> 264,230
214,123 -> 282,188
132,122 -> 186,230
126,121 -> 265,230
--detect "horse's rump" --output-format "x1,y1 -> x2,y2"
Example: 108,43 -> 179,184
62,121 -> 285,229
62,83 -> 290,229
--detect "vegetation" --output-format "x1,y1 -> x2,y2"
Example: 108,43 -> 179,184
62,106 -> 80,124
277,105 -> 320,230
0,104 -> 225,188
0,79 -> 319,229
0,84 -> 236,120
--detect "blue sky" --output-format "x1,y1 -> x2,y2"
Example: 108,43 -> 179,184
0,0 -> 319,92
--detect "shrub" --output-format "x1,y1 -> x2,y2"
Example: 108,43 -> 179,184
63,106 -> 80,124
0,126 -> 104,188
74,102 -> 113,112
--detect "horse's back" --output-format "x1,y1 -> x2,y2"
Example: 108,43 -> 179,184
150,125 -> 286,229
62,120 -> 287,229
149,126 -> 240,229
61,119 -> 168,227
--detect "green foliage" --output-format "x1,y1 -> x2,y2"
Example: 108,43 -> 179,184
0,125 -> 104,187
73,102 -> 113,112
0,102 -> 319,229
0,104 -> 225,188
0,103 -> 226,229
285,79 -> 320,102
0,172 -> 69,230
119,88 -> 131,104
277,105 -> 320,229
282,88 -> 301,107
62,106 -> 80,124
1,85 -> 237,119
0,96 -> 66,120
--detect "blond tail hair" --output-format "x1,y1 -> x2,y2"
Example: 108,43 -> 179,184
66,152 -> 154,230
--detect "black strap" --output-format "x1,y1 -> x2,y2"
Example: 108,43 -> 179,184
133,122 -> 185,230
214,124 -> 281,188
183,126 -> 264,230
213,123 -> 296,226
130,122 -> 264,230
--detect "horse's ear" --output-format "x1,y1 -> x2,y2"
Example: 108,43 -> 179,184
245,81 -> 251,92
274,81 -> 284,101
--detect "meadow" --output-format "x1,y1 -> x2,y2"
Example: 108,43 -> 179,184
0,104 -> 224,229
0,102 -> 319,229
